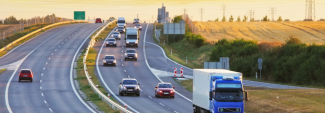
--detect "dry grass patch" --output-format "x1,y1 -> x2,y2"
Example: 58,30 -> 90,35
0,68 -> 6,74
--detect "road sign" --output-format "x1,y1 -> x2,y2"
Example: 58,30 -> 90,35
74,11 -> 85,20
258,58 -> 263,63
258,58 -> 263,80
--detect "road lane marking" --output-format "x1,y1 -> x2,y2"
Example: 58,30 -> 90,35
55,49 -> 57,51
70,25 -> 103,113
159,103 -> 164,106
51,53 -> 53,55
124,70 -> 126,72
49,108 -> 53,112
46,62 -> 48,65
43,67 -> 45,70
49,57 -> 50,60
59,46 -> 60,48
41,93 -> 44,96
41,73 -> 43,76
122,64 -> 123,66
40,86 -> 42,89
148,96 -> 152,99
40,80 -> 42,83
44,100 -> 47,104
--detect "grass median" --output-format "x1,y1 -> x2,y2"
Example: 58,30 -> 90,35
0,68 -> 6,74
76,23 -> 120,113
0,22 -> 87,57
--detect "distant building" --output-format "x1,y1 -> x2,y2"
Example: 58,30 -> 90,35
157,3 -> 170,23
158,8 -> 162,23
166,12 -> 169,19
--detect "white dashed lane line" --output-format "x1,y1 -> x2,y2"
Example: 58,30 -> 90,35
159,103 -> 164,106
55,49 -> 57,51
43,67 -> 45,70
40,86 -> 42,89
49,108 -> 53,112
41,93 -> 44,96
44,100 -> 47,104
41,73 -> 43,76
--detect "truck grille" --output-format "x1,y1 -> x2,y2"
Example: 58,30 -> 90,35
219,108 -> 241,112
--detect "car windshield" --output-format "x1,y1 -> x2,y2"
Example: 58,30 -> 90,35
123,80 -> 137,84
105,56 -> 115,59
214,92 -> 244,102
118,20 -> 125,23
126,50 -> 136,53
158,84 -> 172,88
21,70 -> 31,73
118,27 -> 124,29
107,39 -> 115,41
127,35 -> 137,39
113,32 -> 119,34
135,24 -> 141,26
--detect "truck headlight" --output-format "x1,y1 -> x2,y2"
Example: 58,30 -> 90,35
113,60 -> 116,63
125,53 -> 127,56
135,41 -> 138,44
123,86 -> 126,90
126,41 -> 129,44
219,108 -> 223,112
103,60 -> 106,63
135,54 -> 137,57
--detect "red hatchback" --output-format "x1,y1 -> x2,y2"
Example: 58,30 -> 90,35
155,83 -> 175,98
95,18 -> 102,23
18,69 -> 33,82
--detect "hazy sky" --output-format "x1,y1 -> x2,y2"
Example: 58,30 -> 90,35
0,0 -> 324,22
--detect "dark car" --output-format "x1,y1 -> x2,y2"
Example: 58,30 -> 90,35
111,31 -> 121,40
102,55 -> 116,66
134,24 -> 142,30
124,49 -> 138,61
19,69 -> 34,82
133,18 -> 140,24
117,26 -> 125,33
106,38 -> 117,47
155,82 -> 175,98
95,18 -> 102,23
119,78 -> 140,96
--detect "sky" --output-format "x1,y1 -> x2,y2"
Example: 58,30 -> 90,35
0,0 -> 324,22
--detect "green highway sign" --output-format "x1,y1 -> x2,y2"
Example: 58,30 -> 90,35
74,11 -> 85,20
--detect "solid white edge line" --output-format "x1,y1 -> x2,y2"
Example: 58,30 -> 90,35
70,24 -> 103,113
96,27 -> 139,113
5,25 -> 76,113
142,24 -> 193,102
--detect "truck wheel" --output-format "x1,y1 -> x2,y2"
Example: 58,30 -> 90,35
124,58 -> 127,61
135,58 -> 137,61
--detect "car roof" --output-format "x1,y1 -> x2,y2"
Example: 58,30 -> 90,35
107,38 -> 115,40
126,48 -> 136,51
158,82 -> 171,85
21,69 -> 31,71
122,78 -> 137,80
105,55 -> 115,57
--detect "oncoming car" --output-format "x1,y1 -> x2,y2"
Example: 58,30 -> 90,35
102,55 -> 116,66
155,82 -> 175,98
134,23 -> 142,30
124,49 -> 138,61
111,31 -> 121,40
119,78 -> 140,96
106,38 -> 117,47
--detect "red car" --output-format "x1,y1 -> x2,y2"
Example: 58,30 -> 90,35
95,18 -> 102,23
18,69 -> 33,82
155,82 -> 175,98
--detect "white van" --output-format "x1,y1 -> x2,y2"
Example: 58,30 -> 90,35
117,17 -> 126,27
125,27 -> 139,47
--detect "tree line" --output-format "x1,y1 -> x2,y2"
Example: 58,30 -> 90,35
212,15 -> 283,22
0,14 -> 57,24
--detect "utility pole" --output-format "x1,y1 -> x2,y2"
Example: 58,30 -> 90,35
199,8 -> 204,22
247,10 -> 255,21
137,14 -> 139,18
152,16 -> 153,23
305,0 -> 316,20
220,4 -> 227,17
269,7 -> 277,21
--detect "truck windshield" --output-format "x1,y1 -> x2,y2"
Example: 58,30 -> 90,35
214,92 -> 244,102
118,20 -> 125,23
127,35 -> 137,39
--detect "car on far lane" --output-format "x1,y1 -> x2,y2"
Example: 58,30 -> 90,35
102,55 -> 116,66
117,26 -> 125,33
124,49 -> 138,61
111,31 -> 121,40
134,23 -> 142,30
18,69 -> 34,82
119,78 -> 140,96
95,18 -> 102,23
106,38 -> 117,47
155,82 -> 175,98
133,18 -> 140,24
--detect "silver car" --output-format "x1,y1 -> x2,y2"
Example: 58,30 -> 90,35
124,49 -> 138,61
134,24 -> 142,30
106,38 -> 117,47
102,55 -> 116,66
117,26 -> 125,33
111,32 -> 121,40
119,78 -> 140,96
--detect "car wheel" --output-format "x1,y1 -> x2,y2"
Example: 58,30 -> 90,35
172,96 -> 174,98
115,45 -> 117,47
103,63 -> 105,66
124,58 -> 126,61
30,79 -> 33,82
119,90 -> 122,96
135,58 -> 137,61
114,64 -> 116,67
136,93 -> 140,96
19,79 -> 21,82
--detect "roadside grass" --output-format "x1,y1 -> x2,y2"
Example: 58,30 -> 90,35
154,24 -> 212,69
243,77 -> 324,89
91,23 -> 116,41
76,48 -> 118,113
0,22 -> 86,57
175,79 -> 325,113
0,68 -> 6,74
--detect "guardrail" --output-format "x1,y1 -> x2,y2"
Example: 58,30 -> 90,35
0,20 -> 90,54
83,20 -> 132,113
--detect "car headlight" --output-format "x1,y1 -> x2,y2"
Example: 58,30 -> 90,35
114,41 -> 117,44
135,86 -> 138,89
113,60 -> 116,63
135,54 -> 137,57
125,53 -> 127,56
170,90 -> 174,93
103,60 -> 106,63
126,41 -> 129,44
135,41 -> 138,44
123,86 -> 126,90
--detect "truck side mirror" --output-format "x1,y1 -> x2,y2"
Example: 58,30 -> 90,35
209,91 -> 213,100
155,86 -> 157,88
173,87 -> 175,89
120,82 -> 122,84
245,91 -> 249,101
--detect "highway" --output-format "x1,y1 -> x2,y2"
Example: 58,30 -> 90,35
95,23 -> 193,113
0,23 -> 102,113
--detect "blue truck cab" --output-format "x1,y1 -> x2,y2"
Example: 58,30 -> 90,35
193,69 -> 249,113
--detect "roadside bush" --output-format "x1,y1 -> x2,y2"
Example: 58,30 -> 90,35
209,38 -> 325,87
184,32 -> 205,47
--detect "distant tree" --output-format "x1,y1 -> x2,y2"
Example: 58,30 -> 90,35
173,15 -> 182,23
222,16 -> 226,22
4,16 -> 19,24
277,16 -> 283,21
215,18 -> 219,22
237,16 -> 241,22
286,36 -> 301,44
0,20 -> 2,24
262,15 -> 269,21
243,15 -> 248,22
229,15 -> 234,22
250,18 -> 255,22
109,17 -> 115,20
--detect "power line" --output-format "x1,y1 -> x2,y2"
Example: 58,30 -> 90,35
269,7 -> 277,21
305,0 -> 315,20
247,10 -> 255,21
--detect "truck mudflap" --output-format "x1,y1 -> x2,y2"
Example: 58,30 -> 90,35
193,104 -> 211,113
